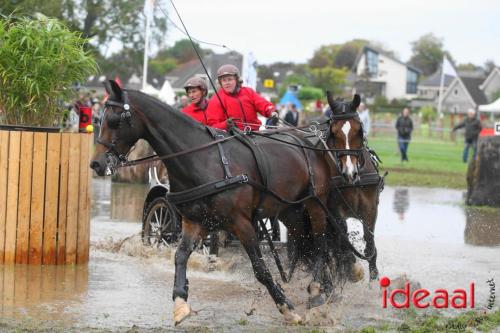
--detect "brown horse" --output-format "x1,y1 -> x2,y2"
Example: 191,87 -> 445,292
90,80 -> 333,325
325,92 -> 384,281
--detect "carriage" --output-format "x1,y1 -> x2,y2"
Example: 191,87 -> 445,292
91,81 -> 385,325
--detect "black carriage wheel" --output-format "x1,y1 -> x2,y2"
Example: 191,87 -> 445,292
142,197 -> 180,246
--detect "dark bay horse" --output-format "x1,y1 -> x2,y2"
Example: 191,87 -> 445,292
90,80 -> 332,325
325,92 -> 383,281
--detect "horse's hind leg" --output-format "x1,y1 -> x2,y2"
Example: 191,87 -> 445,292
172,218 -> 207,325
229,215 -> 302,324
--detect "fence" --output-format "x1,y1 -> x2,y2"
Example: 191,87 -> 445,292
0,129 -> 92,265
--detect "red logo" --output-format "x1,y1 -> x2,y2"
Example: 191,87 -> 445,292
380,276 -> 475,309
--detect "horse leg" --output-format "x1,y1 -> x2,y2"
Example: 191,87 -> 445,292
361,206 -> 379,281
172,218 -> 207,325
229,216 -> 302,324
304,201 -> 328,308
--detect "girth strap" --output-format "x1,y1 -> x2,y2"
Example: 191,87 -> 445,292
229,127 -> 270,189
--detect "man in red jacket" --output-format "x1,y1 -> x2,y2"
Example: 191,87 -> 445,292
181,76 -> 209,125
206,64 -> 278,131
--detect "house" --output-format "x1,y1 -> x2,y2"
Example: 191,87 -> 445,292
441,75 -> 488,114
415,69 -> 456,107
352,46 -> 421,101
479,67 -> 500,101
165,51 -> 243,94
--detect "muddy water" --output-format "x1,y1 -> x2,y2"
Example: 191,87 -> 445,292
0,178 -> 498,332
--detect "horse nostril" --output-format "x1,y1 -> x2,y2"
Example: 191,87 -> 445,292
90,161 -> 100,171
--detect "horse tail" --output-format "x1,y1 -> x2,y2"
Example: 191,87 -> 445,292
285,210 -> 315,280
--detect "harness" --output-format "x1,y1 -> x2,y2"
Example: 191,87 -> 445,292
98,97 -> 384,278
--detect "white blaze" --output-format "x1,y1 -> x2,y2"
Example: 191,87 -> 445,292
341,121 -> 355,176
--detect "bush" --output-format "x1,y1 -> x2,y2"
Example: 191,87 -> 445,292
420,105 -> 436,123
297,86 -> 323,100
0,15 -> 98,126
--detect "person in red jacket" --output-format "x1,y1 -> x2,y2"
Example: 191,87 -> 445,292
206,64 -> 278,131
181,76 -> 209,125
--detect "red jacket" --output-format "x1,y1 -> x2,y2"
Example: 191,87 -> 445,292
182,102 -> 208,125
206,87 -> 274,131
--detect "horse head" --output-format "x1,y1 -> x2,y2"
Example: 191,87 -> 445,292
326,91 -> 364,184
90,80 -> 146,176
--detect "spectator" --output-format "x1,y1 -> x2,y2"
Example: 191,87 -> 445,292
284,103 -> 299,127
357,102 -> 371,136
452,108 -> 482,163
395,108 -> 413,162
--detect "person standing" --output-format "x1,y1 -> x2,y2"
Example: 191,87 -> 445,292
284,103 -> 299,127
395,107 -> 413,162
357,102 -> 371,136
181,76 -> 209,125
206,64 -> 277,131
452,108 -> 482,163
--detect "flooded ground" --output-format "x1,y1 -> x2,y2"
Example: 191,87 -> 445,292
0,178 -> 498,332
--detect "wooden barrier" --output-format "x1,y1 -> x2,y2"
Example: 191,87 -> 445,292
0,129 -> 92,265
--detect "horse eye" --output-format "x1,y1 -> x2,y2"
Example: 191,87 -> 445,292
107,113 -> 121,129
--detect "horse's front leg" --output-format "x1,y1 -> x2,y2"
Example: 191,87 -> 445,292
173,218 -> 207,326
305,201 -> 328,308
229,215 -> 302,324
361,208 -> 379,281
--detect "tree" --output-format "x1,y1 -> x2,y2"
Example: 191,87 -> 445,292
308,45 -> 338,68
310,67 -> 348,95
1,0 -> 168,52
456,63 -> 479,71
408,33 -> 452,76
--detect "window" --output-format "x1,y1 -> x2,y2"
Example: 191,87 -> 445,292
366,50 -> 378,76
406,69 -> 418,94
454,89 -> 458,95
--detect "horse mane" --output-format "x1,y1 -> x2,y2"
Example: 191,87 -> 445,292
127,89 -> 207,132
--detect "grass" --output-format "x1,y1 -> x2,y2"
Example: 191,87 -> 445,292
367,135 -> 468,189
355,309 -> 500,333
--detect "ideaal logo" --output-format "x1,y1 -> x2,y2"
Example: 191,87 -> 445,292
380,276 -> 475,309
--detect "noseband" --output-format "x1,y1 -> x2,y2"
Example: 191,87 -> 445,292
97,90 -> 133,175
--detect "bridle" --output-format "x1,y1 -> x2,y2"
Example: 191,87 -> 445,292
327,109 -> 366,175
97,90 -> 134,175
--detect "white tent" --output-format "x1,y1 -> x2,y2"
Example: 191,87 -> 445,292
479,98 -> 500,113
158,80 -> 176,106
141,83 -> 160,97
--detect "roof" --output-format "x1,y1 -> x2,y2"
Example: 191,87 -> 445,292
165,51 -> 243,91
461,76 -> 488,105
353,45 -> 421,74
419,69 -> 455,87
480,67 -> 500,90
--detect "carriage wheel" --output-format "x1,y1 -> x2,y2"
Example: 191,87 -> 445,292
142,197 -> 180,247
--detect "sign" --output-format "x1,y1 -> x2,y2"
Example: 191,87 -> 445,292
263,79 -> 274,88
495,122 -> 500,136
78,106 -> 92,131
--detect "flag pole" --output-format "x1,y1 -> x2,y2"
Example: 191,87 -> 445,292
142,0 -> 154,90
437,56 -> 446,119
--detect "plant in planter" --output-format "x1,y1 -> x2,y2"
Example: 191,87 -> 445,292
0,15 -> 98,266
0,15 -> 97,127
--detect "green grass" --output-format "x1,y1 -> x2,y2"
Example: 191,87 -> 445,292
355,309 -> 500,333
367,135 -> 468,189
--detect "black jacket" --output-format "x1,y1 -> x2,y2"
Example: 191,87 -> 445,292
395,116 -> 413,139
453,117 -> 482,142
284,110 -> 299,127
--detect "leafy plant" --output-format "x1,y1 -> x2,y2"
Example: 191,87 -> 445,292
297,86 -> 323,100
0,15 -> 97,126
420,106 -> 437,123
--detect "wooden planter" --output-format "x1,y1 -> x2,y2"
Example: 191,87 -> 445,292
0,127 -> 92,265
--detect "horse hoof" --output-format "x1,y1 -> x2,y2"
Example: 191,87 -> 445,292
173,297 -> 192,326
349,262 -> 364,283
307,294 -> 325,309
278,304 -> 302,325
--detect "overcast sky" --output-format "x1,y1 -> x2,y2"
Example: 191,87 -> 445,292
162,0 -> 500,67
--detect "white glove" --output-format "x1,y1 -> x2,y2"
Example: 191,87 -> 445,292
271,111 -> 279,119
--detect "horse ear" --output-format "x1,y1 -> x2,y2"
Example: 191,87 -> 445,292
352,94 -> 361,110
103,81 -> 112,95
326,90 -> 337,111
107,80 -> 123,100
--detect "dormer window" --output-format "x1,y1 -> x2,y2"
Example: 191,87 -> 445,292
366,49 -> 379,76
